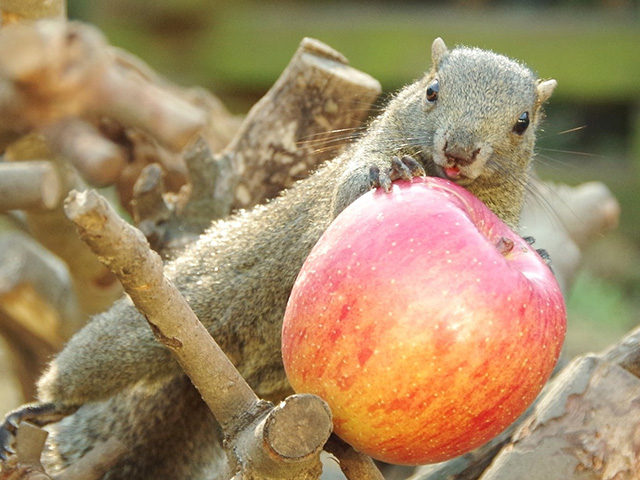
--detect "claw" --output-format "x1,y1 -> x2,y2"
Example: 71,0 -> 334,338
379,174 -> 392,192
0,426 -> 14,461
401,155 -> 426,178
369,165 -> 392,192
368,165 -> 381,189
369,155 -> 426,193
534,247 -> 554,274
521,236 -> 552,268
523,236 -> 553,269
390,156 -> 413,182
536,248 -> 551,263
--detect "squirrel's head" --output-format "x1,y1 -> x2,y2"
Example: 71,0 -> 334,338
400,38 -> 556,228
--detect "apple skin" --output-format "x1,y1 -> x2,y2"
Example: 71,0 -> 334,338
281,177 -> 566,465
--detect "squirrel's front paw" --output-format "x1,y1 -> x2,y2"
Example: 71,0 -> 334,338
0,402 -> 78,461
0,411 -> 20,461
369,155 -> 426,192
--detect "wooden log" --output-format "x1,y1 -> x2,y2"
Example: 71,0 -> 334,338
41,119 -> 126,187
4,135 -> 123,318
601,324 -> 640,379
14,423 -> 47,470
0,423 -> 52,480
0,423 -> 128,480
0,232 -> 82,400
0,20 -> 206,151
218,37 -> 382,212
232,394 -> 333,479
480,355 -> 640,480
0,161 -> 62,212
0,231 -> 81,339
136,37 -> 383,251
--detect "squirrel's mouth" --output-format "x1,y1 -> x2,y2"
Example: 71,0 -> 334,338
434,163 -> 473,186
417,151 -> 476,187
443,165 -> 461,179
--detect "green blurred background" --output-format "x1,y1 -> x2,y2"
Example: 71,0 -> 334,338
69,0 -> 639,357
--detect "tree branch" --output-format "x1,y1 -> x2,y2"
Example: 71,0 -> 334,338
0,232 -> 81,398
220,37 -> 381,212
133,37 -> 382,251
0,20 -> 205,152
0,161 -> 62,212
64,189 -> 259,426
41,118 -> 125,187
5,136 -> 123,318
0,422 -> 128,480
324,435 -> 385,480
63,189 -> 334,478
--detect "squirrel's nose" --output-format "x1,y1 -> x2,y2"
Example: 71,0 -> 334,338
444,142 -> 480,166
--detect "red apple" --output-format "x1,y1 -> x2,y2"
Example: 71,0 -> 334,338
281,177 -> 566,465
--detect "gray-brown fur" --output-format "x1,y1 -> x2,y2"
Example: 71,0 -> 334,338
11,39 -> 556,479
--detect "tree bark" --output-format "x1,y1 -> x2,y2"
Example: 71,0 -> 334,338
480,355 -> 640,480
223,37 -> 381,212
174,37 -> 382,236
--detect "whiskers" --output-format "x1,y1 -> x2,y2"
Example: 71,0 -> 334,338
297,127 -> 367,156
529,121 -> 608,211
523,176 -> 568,230
296,90 -> 441,158
542,125 -> 589,137
388,137 -> 429,159
295,97 -> 389,156
534,123 -> 603,180
483,156 -> 566,230
522,127 -> 607,231
298,126 -> 429,163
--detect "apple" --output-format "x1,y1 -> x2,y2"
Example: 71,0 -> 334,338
281,177 -> 566,465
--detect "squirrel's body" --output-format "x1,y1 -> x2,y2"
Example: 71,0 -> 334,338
4,39 -> 556,479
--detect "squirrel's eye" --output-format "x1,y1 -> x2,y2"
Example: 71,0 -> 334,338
513,111 -> 530,135
425,79 -> 439,103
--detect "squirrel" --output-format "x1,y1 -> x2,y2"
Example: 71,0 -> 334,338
1,38 -> 556,479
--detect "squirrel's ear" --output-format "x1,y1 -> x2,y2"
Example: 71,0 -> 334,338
431,37 -> 448,70
536,79 -> 557,104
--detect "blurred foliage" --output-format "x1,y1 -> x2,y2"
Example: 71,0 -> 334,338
68,0 -> 639,354
68,2 -> 639,101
